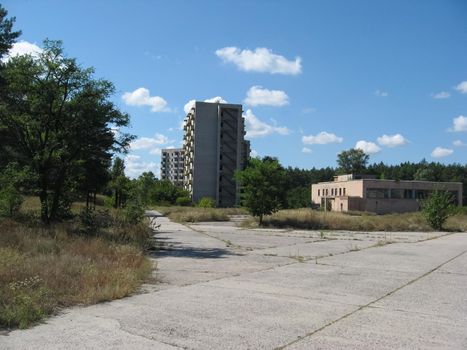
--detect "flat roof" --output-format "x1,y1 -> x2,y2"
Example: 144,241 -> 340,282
313,178 -> 462,185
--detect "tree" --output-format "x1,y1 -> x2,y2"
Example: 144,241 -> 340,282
0,5 -> 21,61
235,157 -> 285,224
0,40 -> 133,223
421,191 -> 454,230
337,149 -> 369,174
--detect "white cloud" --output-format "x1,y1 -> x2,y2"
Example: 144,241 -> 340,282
431,91 -> 450,99
183,96 -> 228,114
302,131 -> 343,145
431,147 -> 453,158
244,86 -> 289,107
122,87 -> 168,112
215,47 -> 302,75
453,140 -> 466,147
450,115 -> 467,132
124,155 -> 160,179
250,149 -> 259,158
377,134 -> 407,148
455,81 -> 467,94
130,133 -> 169,152
149,148 -> 161,156
243,109 -> 290,138
355,140 -> 381,154
2,41 -> 43,62
302,147 -> 312,153
374,89 -> 388,97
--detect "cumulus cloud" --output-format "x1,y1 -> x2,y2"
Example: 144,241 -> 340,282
243,109 -> 290,138
215,47 -> 302,75
431,91 -> 450,99
355,140 -> 381,154
244,86 -> 289,107
431,147 -> 453,158
374,89 -> 388,97
455,81 -> 467,94
302,147 -> 312,153
124,155 -> 160,179
450,115 -> 467,132
2,40 -> 43,62
183,96 -> 228,114
130,133 -> 169,152
250,150 -> 259,158
122,87 -> 168,112
377,134 -> 407,148
453,140 -> 466,147
302,131 -> 343,145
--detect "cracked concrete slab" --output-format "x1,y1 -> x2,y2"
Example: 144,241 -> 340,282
2,212 -> 466,350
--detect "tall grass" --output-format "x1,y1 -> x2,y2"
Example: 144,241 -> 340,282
244,208 -> 467,232
1,200 -> 154,329
156,206 -> 246,223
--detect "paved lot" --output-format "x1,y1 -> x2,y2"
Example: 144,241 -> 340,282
2,211 -> 467,349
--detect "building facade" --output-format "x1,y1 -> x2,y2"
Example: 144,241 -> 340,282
311,174 -> 463,214
183,101 -> 249,207
160,148 -> 184,187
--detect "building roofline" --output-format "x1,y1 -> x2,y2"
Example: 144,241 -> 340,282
312,179 -> 463,185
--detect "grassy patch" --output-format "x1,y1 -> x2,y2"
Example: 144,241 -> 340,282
0,215 -> 153,329
155,206 -> 247,223
243,208 -> 467,232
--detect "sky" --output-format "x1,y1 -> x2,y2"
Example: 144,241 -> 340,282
3,0 -> 467,178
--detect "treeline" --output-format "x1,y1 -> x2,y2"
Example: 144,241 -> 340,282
282,160 -> 467,208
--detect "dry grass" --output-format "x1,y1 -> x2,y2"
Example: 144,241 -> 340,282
0,205 -> 154,329
155,206 -> 247,223
243,208 -> 467,232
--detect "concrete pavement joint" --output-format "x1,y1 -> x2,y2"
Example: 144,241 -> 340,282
276,248 -> 467,350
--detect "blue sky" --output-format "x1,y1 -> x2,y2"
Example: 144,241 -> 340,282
4,0 -> 467,177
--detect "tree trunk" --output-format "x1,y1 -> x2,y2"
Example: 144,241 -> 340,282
259,214 -> 263,225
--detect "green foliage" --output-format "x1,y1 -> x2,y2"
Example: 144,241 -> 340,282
0,163 -> 31,217
0,40 -> 133,223
198,197 -> 215,208
176,196 -> 192,206
0,4 -> 21,61
421,191 -> 455,230
235,157 -> 285,224
337,148 -> 369,174
121,199 -> 145,225
78,209 -> 112,235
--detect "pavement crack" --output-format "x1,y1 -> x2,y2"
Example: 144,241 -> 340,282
276,249 -> 467,350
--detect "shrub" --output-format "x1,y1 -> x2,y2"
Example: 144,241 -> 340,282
0,185 -> 23,218
78,209 -> 112,235
198,197 -> 215,208
175,196 -> 192,206
421,191 -> 455,230
121,200 -> 145,225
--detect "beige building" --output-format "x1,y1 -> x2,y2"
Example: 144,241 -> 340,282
311,174 -> 463,214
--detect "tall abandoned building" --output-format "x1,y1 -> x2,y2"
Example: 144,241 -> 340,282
183,101 -> 250,207
160,148 -> 184,187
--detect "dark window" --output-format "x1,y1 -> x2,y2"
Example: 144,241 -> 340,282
390,189 -> 404,199
366,188 -> 389,199
318,189 -> 320,196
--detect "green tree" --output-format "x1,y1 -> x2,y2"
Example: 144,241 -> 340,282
421,191 -> 455,230
235,157 -> 285,224
0,40 -> 133,223
337,149 -> 369,174
0,5 -> 21,61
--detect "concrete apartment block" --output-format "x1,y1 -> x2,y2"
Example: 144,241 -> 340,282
161,148 -> 184,187
311,174 -> 463,214
183,101 -> 249,207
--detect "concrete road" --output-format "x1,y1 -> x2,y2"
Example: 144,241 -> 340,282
2,211 -> 466,349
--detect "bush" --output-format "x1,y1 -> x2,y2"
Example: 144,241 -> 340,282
175,196 -> 192,206
0,185 -> 23,218
78,209 -> 112,235
422,191 -> 455,230
121,200 -> 145,225
198,197 -> 215,208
